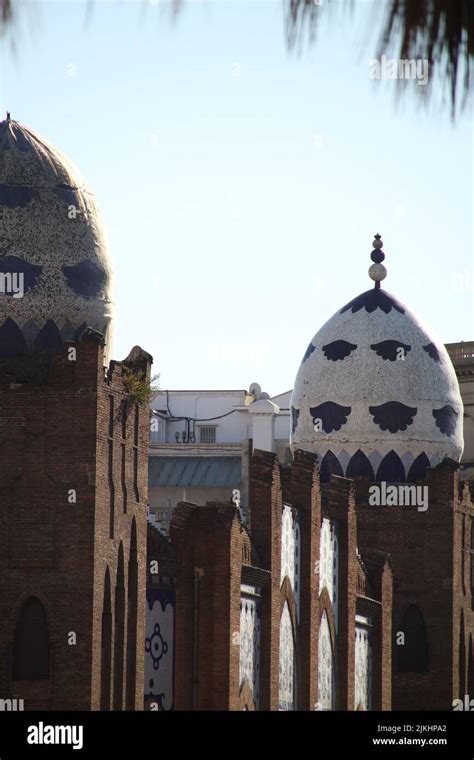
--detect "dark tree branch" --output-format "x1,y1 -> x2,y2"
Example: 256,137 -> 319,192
287,0 -> 473,118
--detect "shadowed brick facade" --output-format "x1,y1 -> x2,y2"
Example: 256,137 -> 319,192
355,461 -> 474,710
145,446 -> 473,711
146,448 -> 393,711
0,332 -> 151,710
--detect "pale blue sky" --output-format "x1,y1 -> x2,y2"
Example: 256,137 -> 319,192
2,0 -> 473,392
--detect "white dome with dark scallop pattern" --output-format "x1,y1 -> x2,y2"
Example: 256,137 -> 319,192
0,115 -> 114,363
290,236 -> 463,482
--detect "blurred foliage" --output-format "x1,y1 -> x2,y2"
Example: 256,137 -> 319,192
1,0 -> 471,118
287,0 -> 472,117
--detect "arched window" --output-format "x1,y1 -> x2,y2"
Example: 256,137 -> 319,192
355,624 -> 372,711
13,597 -> 50,679
319,519 -> 339,631
459,609 -> 466,698
100,567 -> 112,710
278,602 -> 296,710
113,543 -> 125,710
318,611 -> 336,710
396,605 -> 429,673
126,520 -> 138,710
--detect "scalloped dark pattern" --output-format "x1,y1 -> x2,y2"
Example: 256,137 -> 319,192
62,261 -> 106,298
369,402 -> 417,433
370,340 -> 411,361
433,405 -> 458,437
423,343 -> 440,362
322,340 -> 357,361
0,256 -> 42,292
309,401 -> 351,433
340,289 -> 405,315
0,185 -> 37,208
302,342 -> 315,363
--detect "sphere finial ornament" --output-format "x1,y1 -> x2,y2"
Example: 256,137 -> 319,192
369,262 -> 387,283
369,233 -> 386,288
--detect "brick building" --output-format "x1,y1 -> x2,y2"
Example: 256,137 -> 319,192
0,116 -> 151,710
146,449 -> 393,710
0,114 -> 471,712
146,450 -> 472,711
145,235 -> 473,711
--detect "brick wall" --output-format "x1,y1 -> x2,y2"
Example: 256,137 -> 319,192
249,450 -> 283,710
326,477 -> 358,709
288,449 -> 320,710
171,502 -> 245,709
148,447 -> 396,713
356,460 -> 474,710
0,333 -> 151,710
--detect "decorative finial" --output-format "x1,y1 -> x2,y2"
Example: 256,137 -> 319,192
368,233 -> 387,289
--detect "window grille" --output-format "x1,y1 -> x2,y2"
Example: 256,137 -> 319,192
199,426 -> 216,443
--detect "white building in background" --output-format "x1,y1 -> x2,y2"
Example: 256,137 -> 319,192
148,384 -> 291,531
148,342 -> 474,533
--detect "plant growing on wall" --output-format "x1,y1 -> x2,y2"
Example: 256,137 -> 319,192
122,366 -> 160,406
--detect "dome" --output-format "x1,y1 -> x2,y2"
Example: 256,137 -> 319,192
290,236 -> 463,482
0,115 -> 114,362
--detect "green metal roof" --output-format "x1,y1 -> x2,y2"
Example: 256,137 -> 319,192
149,456 -> 241,488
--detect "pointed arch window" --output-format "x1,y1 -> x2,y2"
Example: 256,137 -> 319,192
459,610 -> 466,698
396,605 -> 429,673
13,597 -> 50,680
100,567 -> 112,710
278,603 -> 296,710
113,543 -> 126,710
126,521 -> 138,710
318,611 -> 336,710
